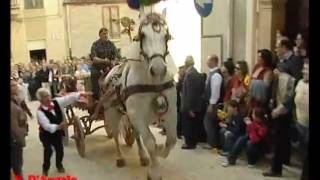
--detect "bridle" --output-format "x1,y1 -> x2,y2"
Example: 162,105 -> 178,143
136,13 -> 172,64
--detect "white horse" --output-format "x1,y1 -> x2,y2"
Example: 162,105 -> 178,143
101,9 -> 177,180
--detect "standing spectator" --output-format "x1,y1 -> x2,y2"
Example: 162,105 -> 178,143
49,63 -> 61,97
276,39 -> 304,81
293,60 -> 309,180
28,64 -> 40,101
218,100 -> 246,156
37,64 -> 50,91
263,61 -> 307,177
199,72 -> 208,143
36,88 -> 91,175
271,62 -> 296,166
231,61 -> 250,116
176,65 -> 186,139
180,56 -> 204,149
222,107 -> 268,167
222,59 -> 236,106
22,64 -> 33,101
248,49 -> 274,114
203,55 -> 224,150
11,78 -> 29,178
294,33 -> 307,59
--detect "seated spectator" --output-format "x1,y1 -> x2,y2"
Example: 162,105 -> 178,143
222,107 -> 268,167
218,100 -> 246,156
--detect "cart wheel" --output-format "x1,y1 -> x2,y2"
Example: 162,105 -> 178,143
73,116 -> 86,158
124,127 -> 135,147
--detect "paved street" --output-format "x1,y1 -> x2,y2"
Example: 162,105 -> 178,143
23,101 -> 301,180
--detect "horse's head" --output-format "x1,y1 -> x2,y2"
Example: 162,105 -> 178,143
137,8 -> 172,79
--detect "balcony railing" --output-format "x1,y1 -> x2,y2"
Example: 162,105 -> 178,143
11,0 -> 20,9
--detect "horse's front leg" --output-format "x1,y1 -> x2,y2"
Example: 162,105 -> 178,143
130,116 -> 161,180
132,126 -> 149,166
104,109 -> 125,167
157,109 -> 177,158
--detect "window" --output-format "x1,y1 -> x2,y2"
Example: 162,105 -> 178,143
24,0 -> 44,9
102,6 -> 121,39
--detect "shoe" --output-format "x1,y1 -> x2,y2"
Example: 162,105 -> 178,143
202,144 -> 214,150
42,169 -> 48,176
262,170 -> 282,177
181,144 -> 196,150
222,160 -> 235,167
248,164 -> 256,168
218,151 -> 229,157
57,166 -> 65,173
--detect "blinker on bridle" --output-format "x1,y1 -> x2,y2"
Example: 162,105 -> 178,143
137,13 -> 172,64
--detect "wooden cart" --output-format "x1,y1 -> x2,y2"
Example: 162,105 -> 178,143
64,95 -> 135,158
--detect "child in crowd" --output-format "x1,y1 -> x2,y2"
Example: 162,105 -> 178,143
222,107 -> 268,167
218,100 -> 246,156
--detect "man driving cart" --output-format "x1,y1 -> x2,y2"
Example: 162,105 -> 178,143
90,27 -> 121,100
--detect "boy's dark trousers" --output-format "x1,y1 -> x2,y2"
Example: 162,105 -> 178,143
40,132 -> 64,171
228,135 -> 264,165
219,128 -> 237,152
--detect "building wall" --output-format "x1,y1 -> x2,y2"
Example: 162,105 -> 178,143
11,0 -> 68,63
66,3 -> 139,59
232,0 -> 247,62
201,0 -> 232,73
11,20 -> 29,63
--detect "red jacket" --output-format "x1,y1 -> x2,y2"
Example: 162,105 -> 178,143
247,120 -> 268,144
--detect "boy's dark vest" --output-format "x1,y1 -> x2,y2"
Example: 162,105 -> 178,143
39,100 -> 64,136
204,68 -> 224,104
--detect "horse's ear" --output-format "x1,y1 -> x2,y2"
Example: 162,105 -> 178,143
139,6 -> 145,20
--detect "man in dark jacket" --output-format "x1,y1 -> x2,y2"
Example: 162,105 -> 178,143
180,56 -> 204,149
276,39 -> 303,81
176,65 -> 185,139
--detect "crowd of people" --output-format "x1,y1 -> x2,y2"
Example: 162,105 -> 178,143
176,33 -> 308,179
11,58 -> 92,102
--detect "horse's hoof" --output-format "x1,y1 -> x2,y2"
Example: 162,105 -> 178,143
116,159 -> 125,167
140,158 -> 150,167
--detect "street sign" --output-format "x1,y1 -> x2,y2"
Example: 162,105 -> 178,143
194,0 -> 213,17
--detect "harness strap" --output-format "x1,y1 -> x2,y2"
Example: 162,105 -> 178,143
122,80 -> 175,101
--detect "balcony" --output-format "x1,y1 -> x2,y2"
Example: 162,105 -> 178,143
11,0 -> 20,9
